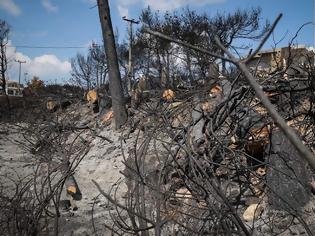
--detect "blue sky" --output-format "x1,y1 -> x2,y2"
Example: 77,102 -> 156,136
0,0 -> 313,83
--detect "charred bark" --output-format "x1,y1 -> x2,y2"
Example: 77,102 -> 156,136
97,0 -> 127,129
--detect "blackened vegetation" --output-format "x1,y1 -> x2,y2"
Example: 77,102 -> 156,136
1,7 -> 315,236
0,101 -> 92,235
93,14 -> 315,236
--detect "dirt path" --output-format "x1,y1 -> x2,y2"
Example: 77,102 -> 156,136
58,126 -> 129,235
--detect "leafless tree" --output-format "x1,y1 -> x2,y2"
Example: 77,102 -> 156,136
92,13 -> 315,236
97,0 -> 128,129
71,53 -> 94,90
0,19 -> 10,111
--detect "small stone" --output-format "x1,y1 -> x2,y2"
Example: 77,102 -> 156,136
243,203 -> 263,222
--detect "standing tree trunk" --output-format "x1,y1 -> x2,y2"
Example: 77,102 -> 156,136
0,20 -> 10,112
97,0 -> 127,129
0,40 -> 7,92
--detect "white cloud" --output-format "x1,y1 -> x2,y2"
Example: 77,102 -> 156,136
116,0 -> 139,18
41,0 -> 58,13
6,41 -> 71,83
0,0 -> 21,16
28,55 -> 71,78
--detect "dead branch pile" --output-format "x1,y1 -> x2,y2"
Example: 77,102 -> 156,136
94,15 -> 315,236
95,62 -> 315,235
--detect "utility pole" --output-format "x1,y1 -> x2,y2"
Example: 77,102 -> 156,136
15,59 -> 26,85
122,16 -> 139,95
24,72 -> 28,84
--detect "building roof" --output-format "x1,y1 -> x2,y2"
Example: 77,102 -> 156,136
253,45 -> 311,58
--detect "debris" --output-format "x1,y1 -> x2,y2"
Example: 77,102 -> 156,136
200,101 -> 212,112
100,110 -> 113,124
245,125 -> 270,158
209,85 -> 222,96
46,97 -> 58,112
67,186 -> 77,195
256,167 -> 266,176
175,187 -> 193,205
243,203 -> 263,222
86,90 -> 98,104
167,101 -> 183,109
163,89 -> 175,101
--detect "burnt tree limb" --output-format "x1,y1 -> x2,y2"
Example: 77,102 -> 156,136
143,14 -> 315,171
214,35 -> 315,171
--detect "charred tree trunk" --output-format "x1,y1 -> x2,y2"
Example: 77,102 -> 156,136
0,44 -> 6,92
0,23 -> 10,112
97,0 -> 127,129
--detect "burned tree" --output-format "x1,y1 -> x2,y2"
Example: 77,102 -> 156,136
71,43 -> 109,91
0,19 -> 9,94
71,52 -> 94,91
134,7 -> 269,88
97,0 -> 127,129
92,11 -> 315,235
0,19 -> 10,113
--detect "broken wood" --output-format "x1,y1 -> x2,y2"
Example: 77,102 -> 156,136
86,89 -> 98,104
162,89 -> 175,101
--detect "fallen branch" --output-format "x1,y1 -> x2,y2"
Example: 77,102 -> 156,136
142,28 -> 233,63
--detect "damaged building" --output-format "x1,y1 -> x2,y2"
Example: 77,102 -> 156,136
247,45 -> 315,78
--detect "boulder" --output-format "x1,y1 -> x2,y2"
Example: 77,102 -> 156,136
266,130 -> 312,211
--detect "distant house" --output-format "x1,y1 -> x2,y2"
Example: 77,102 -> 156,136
0,80 -> 24,96
247,45 -> 314,78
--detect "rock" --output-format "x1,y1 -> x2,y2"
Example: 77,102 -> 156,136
266,130 -> 312,211
243,203 -> 263,222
